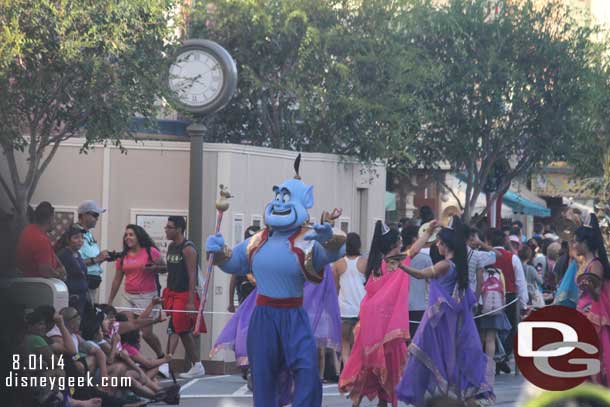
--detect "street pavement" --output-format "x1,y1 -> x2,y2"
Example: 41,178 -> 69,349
152,371 -> 526,407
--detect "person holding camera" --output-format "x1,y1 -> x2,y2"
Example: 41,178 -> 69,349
76,200 -> 111,302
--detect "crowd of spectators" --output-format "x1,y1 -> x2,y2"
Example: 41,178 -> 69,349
9,201 -> 184,406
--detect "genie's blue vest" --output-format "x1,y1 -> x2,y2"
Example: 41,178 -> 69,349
246,227 -> 322,284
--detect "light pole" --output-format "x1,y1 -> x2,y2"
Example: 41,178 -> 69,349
187,122 -> 206,253
167,39 -> 237,261
167,38 -> 237,366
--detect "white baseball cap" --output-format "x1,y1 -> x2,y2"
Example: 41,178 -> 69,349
509,235 -> 521,244
77,200 -> 106,215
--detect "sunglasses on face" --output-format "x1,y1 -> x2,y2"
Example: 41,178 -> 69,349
87,212 -> 100,219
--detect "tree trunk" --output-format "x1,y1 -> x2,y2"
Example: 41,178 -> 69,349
463,181 -> 475,224
5,135 -> 64,264
12,183 -> 29,237
393,173 -> 416,221
394,176 -> 407,220
0,207 -> 18,272
1,183 -> 28,273
463,199 -> 472,224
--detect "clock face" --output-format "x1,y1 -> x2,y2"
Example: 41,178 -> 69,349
168,49 -> 225,107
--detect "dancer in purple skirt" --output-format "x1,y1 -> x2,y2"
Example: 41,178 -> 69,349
395,216 -> 494,406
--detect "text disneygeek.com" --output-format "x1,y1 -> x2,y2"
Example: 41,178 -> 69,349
5,371 -> 132,391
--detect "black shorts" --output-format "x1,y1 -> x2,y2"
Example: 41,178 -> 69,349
87,274 -> 102,290
341,317 -> 359,342
409,310 -> 425,339
341,317 -> 359,324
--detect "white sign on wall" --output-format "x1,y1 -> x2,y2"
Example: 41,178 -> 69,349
233,213 -> 244,246
338,217 -> 350,234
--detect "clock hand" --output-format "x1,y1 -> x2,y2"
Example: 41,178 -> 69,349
172,79 -> 196,91
176,75 -> 204,87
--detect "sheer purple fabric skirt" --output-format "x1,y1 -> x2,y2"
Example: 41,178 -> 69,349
396,280 -> 494,406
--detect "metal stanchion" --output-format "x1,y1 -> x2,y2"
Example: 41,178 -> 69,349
514,298 -> 521,376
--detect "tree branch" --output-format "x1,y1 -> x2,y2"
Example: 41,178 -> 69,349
4,147 -> 22,191
464,161 -> 475,219
25,125 -> 41,187
470,154 -> 493,215
469,178 -> 484,218
23,92 -> 51,187
0,173 -> 17,208
505,154 -> 535,183
41,82 -> 80,148
48,125 -> 79,145
477,152 -> 497,194
28,140 -> 62,202
477,204 -> 489,220
439,178 -> 464,210
467,160 -> 479,210
493,155 -> 534,203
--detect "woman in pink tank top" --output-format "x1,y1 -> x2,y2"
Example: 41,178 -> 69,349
107,224 -> 166,360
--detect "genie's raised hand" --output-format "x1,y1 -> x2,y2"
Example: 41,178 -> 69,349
304,222 -> 333,243
206,233 -> 225,253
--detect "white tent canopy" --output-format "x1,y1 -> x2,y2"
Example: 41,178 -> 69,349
562,197 -> 593,215
442,174 -> 513,218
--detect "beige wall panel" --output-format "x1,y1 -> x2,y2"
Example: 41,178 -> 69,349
1,146 -> 104,218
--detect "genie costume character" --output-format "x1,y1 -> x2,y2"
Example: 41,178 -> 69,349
206,155 -> 346,407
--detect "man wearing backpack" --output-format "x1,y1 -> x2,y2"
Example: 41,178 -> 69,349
163,215 -> 206,379
478,264 -> 512,385
465,226 -> 499,296
487,228 -> 529,374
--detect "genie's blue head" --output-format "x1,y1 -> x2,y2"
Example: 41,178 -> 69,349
264,178 -> 313,231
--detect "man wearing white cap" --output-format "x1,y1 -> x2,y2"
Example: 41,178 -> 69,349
76,200 -> 110,301
508,234 -> 522,255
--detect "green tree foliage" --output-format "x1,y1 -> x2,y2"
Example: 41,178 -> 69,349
403,0 -> 598,221
567,51 -> 610,203
188,0 -> 429,163
0,0 -> 25,73
0,0 -> 178,230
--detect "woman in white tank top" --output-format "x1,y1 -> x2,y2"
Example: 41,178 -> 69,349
333,232 -> 367,369
338,257 -> 366,317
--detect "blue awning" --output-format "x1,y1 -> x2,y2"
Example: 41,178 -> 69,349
449,172 -> 550,217
502,191 -> 550,217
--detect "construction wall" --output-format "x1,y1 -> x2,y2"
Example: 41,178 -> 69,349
1,138 -> 386,366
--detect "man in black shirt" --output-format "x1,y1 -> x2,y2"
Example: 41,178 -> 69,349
163,216 -> 206,379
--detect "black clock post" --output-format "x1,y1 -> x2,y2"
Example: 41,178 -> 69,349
167,38 -> 237,373
168,38 -> 237,266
